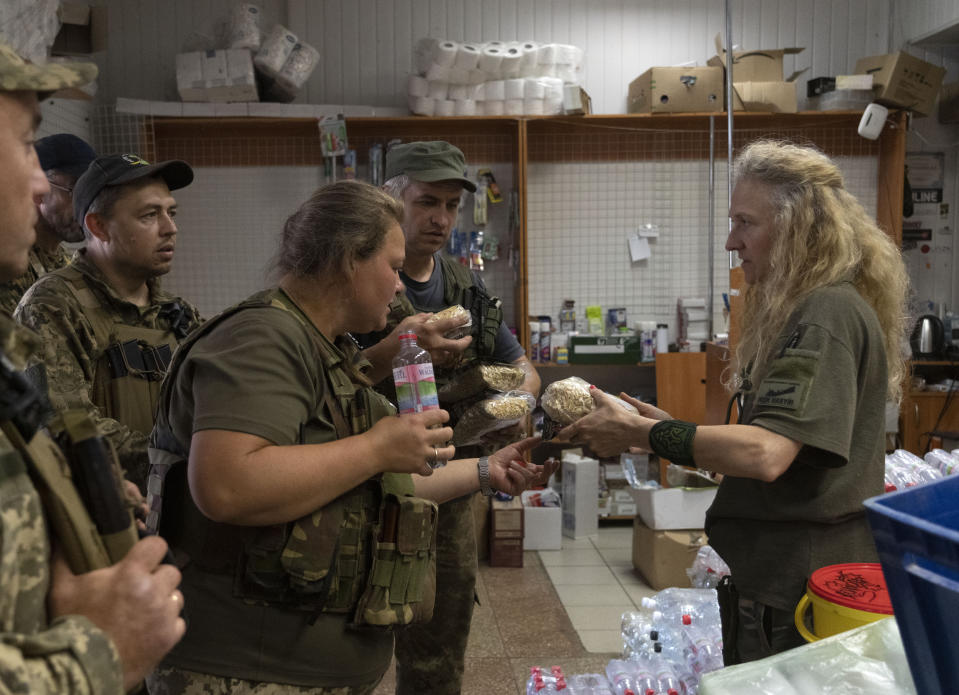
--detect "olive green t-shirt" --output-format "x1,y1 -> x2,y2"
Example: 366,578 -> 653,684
705,283 -> 886,611
160,299 -> 393,687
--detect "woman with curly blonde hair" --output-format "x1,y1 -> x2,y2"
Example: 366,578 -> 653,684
558,140 -> 908,664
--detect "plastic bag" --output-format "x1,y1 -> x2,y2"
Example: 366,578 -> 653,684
451,390 -> 535,446
426,304 -> 472,339
540,377 -> 638,441
686,545 -> 731,589
438,361 -> 526,404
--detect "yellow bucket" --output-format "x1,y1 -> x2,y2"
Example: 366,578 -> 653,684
794,562 -> 893,642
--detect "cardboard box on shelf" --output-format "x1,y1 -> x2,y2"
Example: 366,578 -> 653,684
627,66 -> 723,114
709,35 -> 806,113
52,2 -> 108,55
855,51 -> 945,116
563,85 -> 592,115
630,485 -> 718,530
490,496 -> 524,567
632,517 -> 707,590
731,80 -> 800,113
562,452 -> 599,538
521,491 -> 562,550
708,36 -> 804,82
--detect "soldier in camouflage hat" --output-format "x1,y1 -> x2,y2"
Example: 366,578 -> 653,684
0,133 -> 97,315
0,41 -> 185,693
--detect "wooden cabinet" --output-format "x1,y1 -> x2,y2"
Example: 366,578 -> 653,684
900,361 -> 959,454
655,352 -> 706,424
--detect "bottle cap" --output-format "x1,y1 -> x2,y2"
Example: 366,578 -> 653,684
682,614 -> 691,625
649,630 -> 659,640
398,332 -> 417,341
654,642 -> 662,652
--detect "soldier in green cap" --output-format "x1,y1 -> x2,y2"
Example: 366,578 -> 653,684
0,41 -> 185,693
362,141 -> 540,695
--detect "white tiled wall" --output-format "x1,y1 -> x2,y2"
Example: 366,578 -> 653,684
527,155 -> 879,339
38,98 -> 93,142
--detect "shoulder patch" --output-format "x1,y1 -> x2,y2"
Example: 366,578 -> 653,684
755,379 -> 805,410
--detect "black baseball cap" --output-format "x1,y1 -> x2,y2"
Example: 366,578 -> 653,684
35,134 -> 96,177
74,154 -> 194,223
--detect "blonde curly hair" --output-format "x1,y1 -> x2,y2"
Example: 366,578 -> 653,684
730,140 -> 908,402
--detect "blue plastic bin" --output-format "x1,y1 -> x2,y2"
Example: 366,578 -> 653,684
864,475 -> 959,695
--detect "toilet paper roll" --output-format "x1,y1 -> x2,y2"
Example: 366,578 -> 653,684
505,98 -> 524,115
473,101 -> 487,116
524,98 -> 545,115
484,80 -> 506,101
478,45 -> 503,74
545,95 -> 564,114
448,67 -> 470,84
448,84 -> 468,100
537,43 -> 559,65
524,78 -> 546,99
409,96 -> 435,116
484,99 -> 504,115
433,40 -> 459,67
504,78 -> 526,100
486,40 -> 505,48
557,66 -> 579,84
408,75 -> 430,97
543,77 -> 564,100
227,3 -> 261,51
427,80 -> 449,100
468,83 -> 485,101
454,43 -> 481,70
454,99 -> 477,116
434,99 -> 456,116
500,45 -> 522,75
425,63 -> 450,81
555,44 -> 583,66
517,42 -> 539,74
467,69 -> 487,85
254,24 -> 298,77
276,41 -> 320,91
414,38 -> 438,74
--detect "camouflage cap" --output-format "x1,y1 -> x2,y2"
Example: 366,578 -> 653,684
0,42 -> 97,96
385,141 -> 476,192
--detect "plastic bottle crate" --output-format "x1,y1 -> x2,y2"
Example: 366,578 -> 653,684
863,474 -> 959,695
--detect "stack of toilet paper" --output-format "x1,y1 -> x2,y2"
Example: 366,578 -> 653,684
408,38 -> 582,116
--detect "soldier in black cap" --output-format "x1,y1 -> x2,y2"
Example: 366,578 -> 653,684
0,133 -> 96,314
16,153 -> 203,490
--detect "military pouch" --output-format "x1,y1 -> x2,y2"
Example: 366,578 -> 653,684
105,339 -> 172,381
234,523 -> 294,601
353,493 -> 438,627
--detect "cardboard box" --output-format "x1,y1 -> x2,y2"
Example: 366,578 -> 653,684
630,485 -> 718,530
52,2 -> 107,55
632,517 -> 707,590
563,85 -> 592,115
628,66 -> 723,114
569,335 -> 643,365
562,452 -> 599,538
176,52 -> 206,102
731,80 -> 799,113
521,491 -> 562,550
855,51 -> 945,116
708,36 -> 804,82
224,49 -> 259,102
490,496 -> 524,567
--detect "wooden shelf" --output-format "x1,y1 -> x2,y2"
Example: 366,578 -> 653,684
536,361 -> 655,368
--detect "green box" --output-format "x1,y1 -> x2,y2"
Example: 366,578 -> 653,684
569,335 -> 642,364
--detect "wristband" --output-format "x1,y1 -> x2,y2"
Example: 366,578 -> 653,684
477,456 -> 495,497
648,419 -> 698,467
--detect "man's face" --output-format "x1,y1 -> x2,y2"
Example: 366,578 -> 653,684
399,180 -> 464,258
38,169 -> 84,243
0,91 -> 47,283
91,179 -> 179,282
727,177 -> 777,285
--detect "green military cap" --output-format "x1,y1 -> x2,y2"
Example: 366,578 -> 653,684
385,141 -> 477,192
0,41 -> 97,97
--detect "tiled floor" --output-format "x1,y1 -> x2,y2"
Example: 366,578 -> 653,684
373,521 -> 655,694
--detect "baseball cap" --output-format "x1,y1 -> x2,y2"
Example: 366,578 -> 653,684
0,42 -> 97,97
74,154 -> 194,223
35,134 -> 97,177
385,141 -> 476,192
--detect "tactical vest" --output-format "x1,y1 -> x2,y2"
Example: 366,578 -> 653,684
370,254 -> 504,400
148,288 -> 437,627
0,317 -> 137,575
58,265 -> 187,435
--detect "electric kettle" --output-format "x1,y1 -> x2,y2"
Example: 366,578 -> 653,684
910,315 -> 945,359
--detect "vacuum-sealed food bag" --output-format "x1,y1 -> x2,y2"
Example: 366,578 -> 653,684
540,376 -> 638,440
438,361 -> 527,403
452,391 -> 535,446
426,304 -> 472,339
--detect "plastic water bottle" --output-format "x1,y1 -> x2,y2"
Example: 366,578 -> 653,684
392,332 -> 444,467
606,659 -> 653,695
650,656 -> 681,695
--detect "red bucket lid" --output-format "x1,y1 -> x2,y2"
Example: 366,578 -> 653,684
807,562 -> 893,614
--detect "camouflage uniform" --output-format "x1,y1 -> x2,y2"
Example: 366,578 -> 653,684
15,251 -> 201,490
0,313 -> 125,694
147,667 -> 378,695
0,245 -> 70,316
